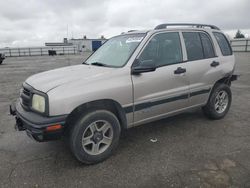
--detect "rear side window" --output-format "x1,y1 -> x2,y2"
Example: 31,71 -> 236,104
200,33 -> 215,58
183,32 -> 203,61
213,32 -> 232,56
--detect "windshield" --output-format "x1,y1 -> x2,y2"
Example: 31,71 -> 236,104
85,34 -> 145,67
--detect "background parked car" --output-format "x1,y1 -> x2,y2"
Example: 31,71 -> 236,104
0,53 -> 5,64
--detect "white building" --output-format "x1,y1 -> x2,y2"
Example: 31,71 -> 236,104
45,37 -> 107,52
69,37 -> 106,52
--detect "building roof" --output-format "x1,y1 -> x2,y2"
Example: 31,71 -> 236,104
45,42 -> 73,46
69,38 -> 107,41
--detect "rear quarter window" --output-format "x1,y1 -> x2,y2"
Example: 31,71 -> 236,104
213,32 -> 232,56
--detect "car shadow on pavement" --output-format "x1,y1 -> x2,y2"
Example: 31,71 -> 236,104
49,109 -> 204,166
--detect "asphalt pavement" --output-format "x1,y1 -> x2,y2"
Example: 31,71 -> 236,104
0,52 -> 250,187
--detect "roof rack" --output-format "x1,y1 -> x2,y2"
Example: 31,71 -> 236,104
154,23 -> 220,30
127,30 -> 137,32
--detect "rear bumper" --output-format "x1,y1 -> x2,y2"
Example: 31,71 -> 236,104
10,102 -> 67,142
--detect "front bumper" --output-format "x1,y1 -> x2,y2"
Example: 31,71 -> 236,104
10,102 -> 67,142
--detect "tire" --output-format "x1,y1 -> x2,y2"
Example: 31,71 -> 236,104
202,83 -> 232,120
0,60 -> 3,65
69,110 -> 121,164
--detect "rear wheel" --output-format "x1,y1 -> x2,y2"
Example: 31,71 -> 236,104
69,110 -> 121,164
202,83 -> 232,119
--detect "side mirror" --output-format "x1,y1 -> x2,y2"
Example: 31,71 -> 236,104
131,59 -> 156,75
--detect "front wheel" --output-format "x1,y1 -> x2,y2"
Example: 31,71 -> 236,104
69,110 -> 121,164
202,83 -> 232,120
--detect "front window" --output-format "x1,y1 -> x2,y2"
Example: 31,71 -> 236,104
85,34 -> 145,67
138,32 -> 183,67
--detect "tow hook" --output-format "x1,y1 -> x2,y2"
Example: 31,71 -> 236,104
230,74 -> 239,82
9,104 -> 26,131
9,104 -> 16,116
15,117 -> 26,131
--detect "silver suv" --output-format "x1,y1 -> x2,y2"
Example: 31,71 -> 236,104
10,23 -> 237,164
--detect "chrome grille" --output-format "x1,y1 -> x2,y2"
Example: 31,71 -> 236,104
20,85 -> 32,110
23,87 -> 30,96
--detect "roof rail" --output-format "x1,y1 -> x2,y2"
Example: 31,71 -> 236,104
154,23 -> 220,30
127,30 -> 137,32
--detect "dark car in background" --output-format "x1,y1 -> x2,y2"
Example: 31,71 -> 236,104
0,53 -> 5,64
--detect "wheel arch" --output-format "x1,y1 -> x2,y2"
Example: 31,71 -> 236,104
205,74 -> 232,104
64,99 -> 128,132
214,74 -> 232,86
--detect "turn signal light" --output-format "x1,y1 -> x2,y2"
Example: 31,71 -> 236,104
46,124 -> 62,132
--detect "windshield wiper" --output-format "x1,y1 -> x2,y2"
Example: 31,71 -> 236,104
82,62 -> 89,65
90,62 -> 109,67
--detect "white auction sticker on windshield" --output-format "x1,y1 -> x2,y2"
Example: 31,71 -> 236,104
126,37 -> 143,43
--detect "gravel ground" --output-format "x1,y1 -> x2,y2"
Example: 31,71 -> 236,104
0,52 -> 250,188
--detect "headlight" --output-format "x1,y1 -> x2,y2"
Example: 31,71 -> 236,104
32,94 -> 45,113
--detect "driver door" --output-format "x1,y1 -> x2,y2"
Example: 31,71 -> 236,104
131,32 -> 190,125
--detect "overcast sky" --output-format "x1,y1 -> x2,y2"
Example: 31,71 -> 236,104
0,0 -> 249,47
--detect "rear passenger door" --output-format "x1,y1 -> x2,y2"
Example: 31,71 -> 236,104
182,31 -> 220,106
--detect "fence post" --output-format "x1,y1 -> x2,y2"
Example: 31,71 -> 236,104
246,40 -> 248,52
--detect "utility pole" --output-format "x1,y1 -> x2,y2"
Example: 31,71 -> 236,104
67,24 -> 69,39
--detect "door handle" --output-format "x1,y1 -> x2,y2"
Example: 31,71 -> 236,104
174,67 -> 186,74
210,61 -> 220,67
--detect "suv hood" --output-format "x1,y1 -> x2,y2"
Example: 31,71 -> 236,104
26,65 -> 115,93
